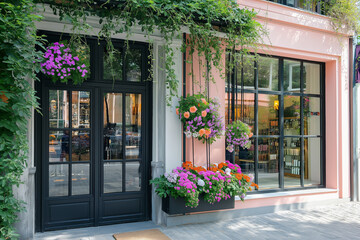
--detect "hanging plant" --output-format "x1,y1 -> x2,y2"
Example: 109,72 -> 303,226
225,120 -> 252,152
40,41 -> 90,84
176,94 -> 224,144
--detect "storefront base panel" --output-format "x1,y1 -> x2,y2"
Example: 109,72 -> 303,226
163,192 -> 347,227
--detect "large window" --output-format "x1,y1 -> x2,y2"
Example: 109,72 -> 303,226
226,54 -> 324,191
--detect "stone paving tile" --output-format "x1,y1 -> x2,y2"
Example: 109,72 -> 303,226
161,202 -> 360,240
35,202 -> 360,240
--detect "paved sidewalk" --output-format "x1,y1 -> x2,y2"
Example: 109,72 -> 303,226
35,202 -> 360,240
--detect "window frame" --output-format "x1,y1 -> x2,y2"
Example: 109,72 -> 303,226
226,52 -> 326,193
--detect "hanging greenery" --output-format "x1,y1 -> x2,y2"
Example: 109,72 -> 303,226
36,0 -> 264,104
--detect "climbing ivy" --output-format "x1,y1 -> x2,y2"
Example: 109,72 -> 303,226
0,0 -> 43,239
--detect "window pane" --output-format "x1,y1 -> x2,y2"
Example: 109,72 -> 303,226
104,162 -> 122,193
104,48 -> 123,81
104,93 -> 123,160
304,63 -> 320,94
125,94 -> 141,159
304,97 -> 320,135
72,131 -> 90,162
258,56 -> 279,91
235,138 -> 255,176
258,138 -> 279,189
258,94 -> 279,135
284,96 -> 301,135
49,90 -> 69,128
284,137 -> 301,188
305,138 -> 321,186
235,93 -> 255,130
49,164 -> 68,197
240,54 -> 255,89
284,60 -> 301,92
72,164 -> 90,195
49,130 -> 70,162
126,162 -> 141,191
72,91 -> 90,128
125,49 -> 141,82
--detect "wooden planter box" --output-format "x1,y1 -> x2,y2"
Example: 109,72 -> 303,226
162,195 -> 235,215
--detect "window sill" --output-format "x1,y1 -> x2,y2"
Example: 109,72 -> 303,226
236,188 -> 337,201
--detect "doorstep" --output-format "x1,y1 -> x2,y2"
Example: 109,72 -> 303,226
34,221 -> 159,240
164,188 -> 342,227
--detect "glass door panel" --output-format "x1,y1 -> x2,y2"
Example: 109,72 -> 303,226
103,92 -> 142,194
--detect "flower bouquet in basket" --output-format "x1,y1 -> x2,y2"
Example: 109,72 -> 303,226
40,41 -> 90,84
225,120 -> 253,152
176,94 -> 225,144
150,161 -> 258,209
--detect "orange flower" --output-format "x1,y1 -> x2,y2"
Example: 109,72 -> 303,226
201,110 -> 207,117
205,129 -> 211,136
251,182 -> 259,188
176,108 -> 179,115
184,112 -> 190,118
190,106 -> 197,113
201,98 -> 207,104
0,92 -> 8,103
249,132 -> 253,138
199,128 -> 206,136
249,187 -> 252,191
235,173 -> 242,180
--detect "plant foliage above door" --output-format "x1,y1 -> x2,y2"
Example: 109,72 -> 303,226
37,0 -> 265,104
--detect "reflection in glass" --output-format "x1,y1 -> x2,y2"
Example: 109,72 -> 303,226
305,138 -> 321,186
103,93 -> 123,160
304,62 -> 320,94
235,93 -> 255,130
234,138 -> 255,176
126,162 -> 141,191
49,164 -> 68,197
284,137 -> 301,188
72,131 -> 90,161
125,49 -> 141,82
72,91 -> 90,128
258,94 -> 279,135
284,96 -> 301,135
258,138 -> 279,189
238,54 -> 255,89
49,131 -> 70,162
125,94 -> 141,159
284,60 -> 301,92
104,162 -> 122,193
72,164 -> 90,195
258,56 -> 279,91
104,48 -> 123,80
304,97 -> 320,135
49,90 -> 69,128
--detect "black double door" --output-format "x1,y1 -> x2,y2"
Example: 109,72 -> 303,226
36,34 -> 152,231
38,84 -> 151,231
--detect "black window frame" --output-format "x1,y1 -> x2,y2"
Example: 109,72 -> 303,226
226,52 -> 326,193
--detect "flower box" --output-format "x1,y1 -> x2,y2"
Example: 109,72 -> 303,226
162,194 -> 235,215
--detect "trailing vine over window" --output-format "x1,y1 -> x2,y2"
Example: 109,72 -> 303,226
37,0 -> 265,104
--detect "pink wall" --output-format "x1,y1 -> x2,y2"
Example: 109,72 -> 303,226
184,46 -> 226,167
183,0 -> 352,209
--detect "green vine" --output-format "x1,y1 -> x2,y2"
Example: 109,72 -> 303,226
37,0 -> 264,104
0,1 -> 43,239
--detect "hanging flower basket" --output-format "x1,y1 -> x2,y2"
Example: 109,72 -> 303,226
225,120 -> 252,153
151,161 -> 258,214
176,94 -> 224,144
40,41 -> 90,84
